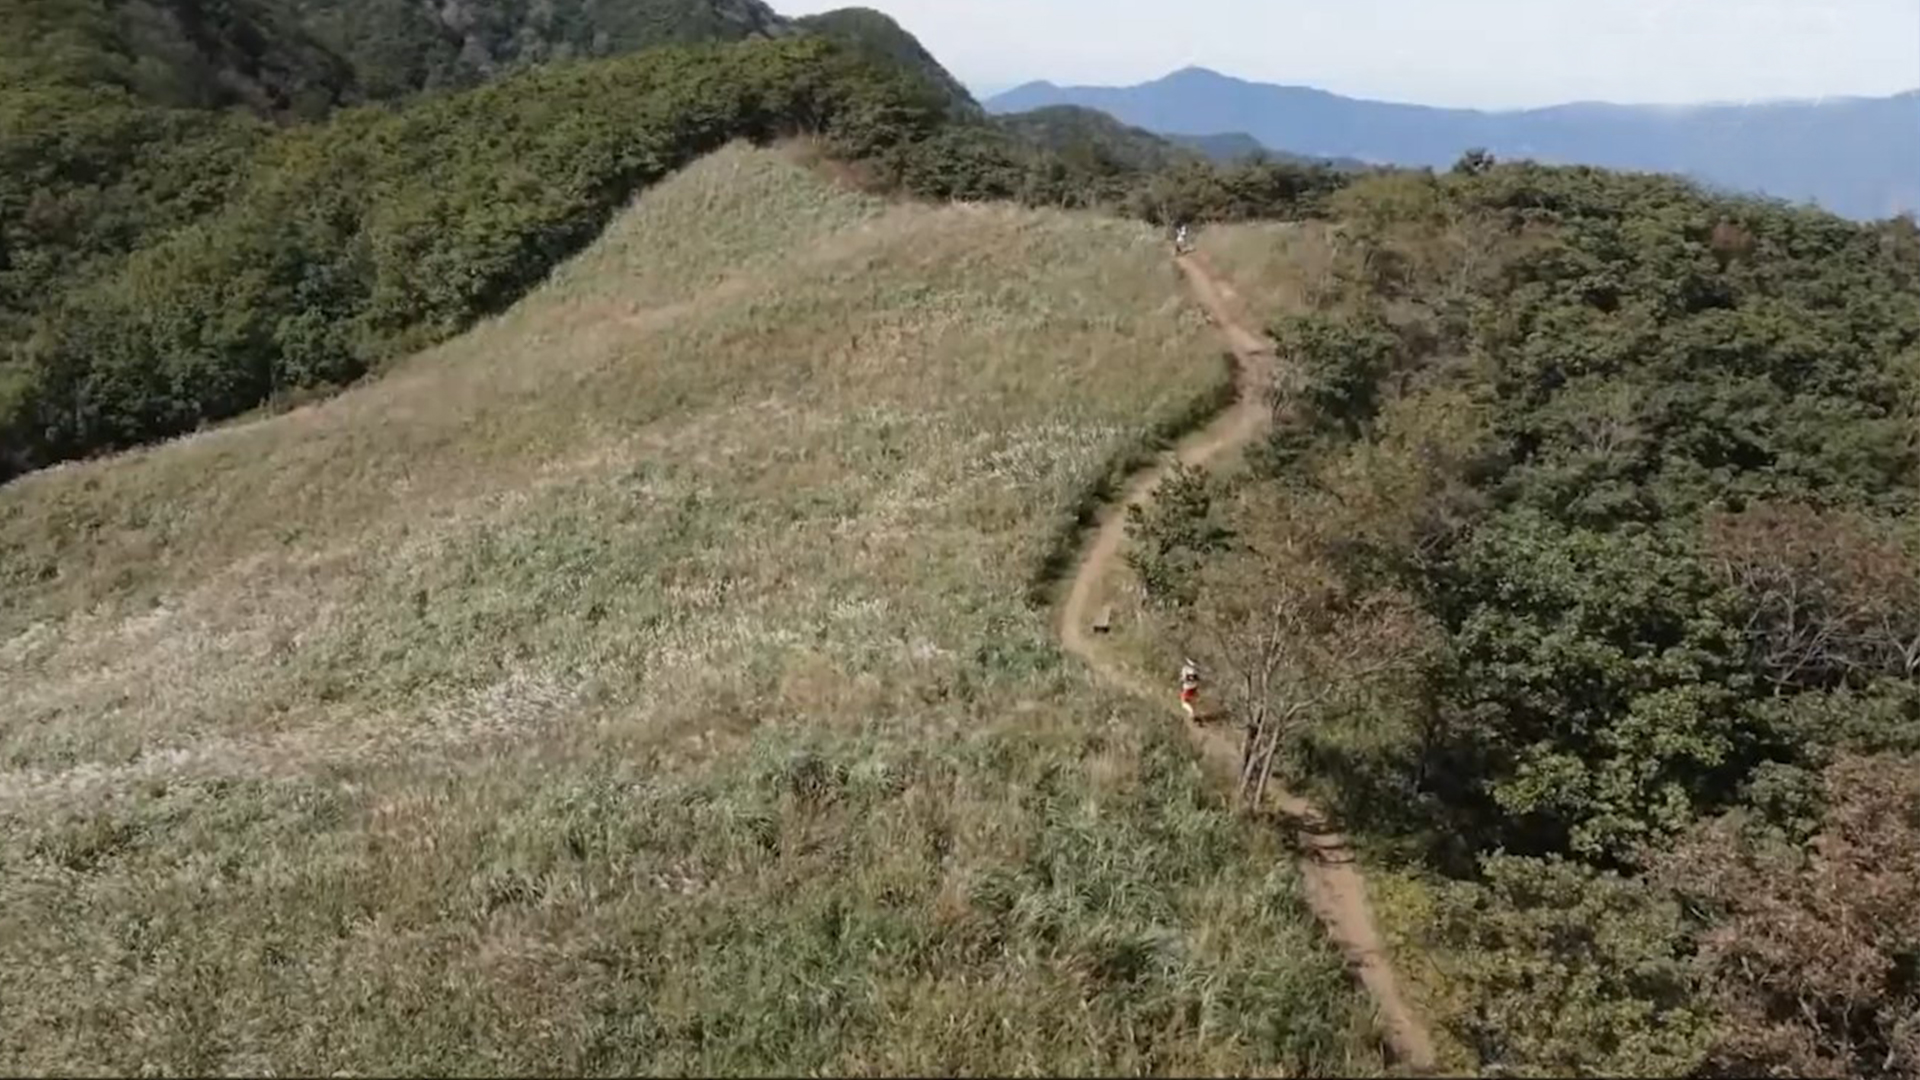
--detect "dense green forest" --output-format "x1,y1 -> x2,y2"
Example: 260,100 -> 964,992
1135,155 -> 1920,1075
1,0 -> 361,113
225,0 -> 795,99
291,0 -> 795,97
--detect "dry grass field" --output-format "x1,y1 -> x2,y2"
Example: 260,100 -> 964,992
0,147 -> 1380,1075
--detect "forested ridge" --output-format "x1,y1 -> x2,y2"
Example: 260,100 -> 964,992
1134,154 -> 1920,1076
0,0 -> 933,480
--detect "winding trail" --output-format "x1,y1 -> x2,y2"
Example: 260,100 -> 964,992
1057,252 -> 1439,1073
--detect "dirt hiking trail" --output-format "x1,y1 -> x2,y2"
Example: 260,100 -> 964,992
1057,251 -> 1440,1073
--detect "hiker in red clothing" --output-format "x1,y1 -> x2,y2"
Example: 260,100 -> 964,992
1179,657 -> 1202,719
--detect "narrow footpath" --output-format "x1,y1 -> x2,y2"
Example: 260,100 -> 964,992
1056,251 -> 1439,1073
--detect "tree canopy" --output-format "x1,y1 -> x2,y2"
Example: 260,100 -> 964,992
1142,153 -> 1920,1075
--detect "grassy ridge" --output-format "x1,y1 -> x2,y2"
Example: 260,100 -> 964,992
0,147 -> 1379,1075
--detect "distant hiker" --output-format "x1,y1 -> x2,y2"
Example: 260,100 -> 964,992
1173,223 -> 1192,255
1179,657 -> 1202,719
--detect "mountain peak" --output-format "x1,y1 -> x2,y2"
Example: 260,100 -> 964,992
1160,65 -> 1233,84
1151,66 -> 1332,100
793,7 -> 982,115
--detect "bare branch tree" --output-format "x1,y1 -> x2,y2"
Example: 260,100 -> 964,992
1705,503 -> 1920,694
1185,543 -> 1434,808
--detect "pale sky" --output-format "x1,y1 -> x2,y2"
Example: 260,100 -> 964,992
782,0 -> 1920,109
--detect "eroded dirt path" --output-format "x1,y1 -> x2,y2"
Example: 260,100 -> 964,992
1057,252 -> 1439,1073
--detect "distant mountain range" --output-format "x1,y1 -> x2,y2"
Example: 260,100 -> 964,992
988,67 -> 1920,220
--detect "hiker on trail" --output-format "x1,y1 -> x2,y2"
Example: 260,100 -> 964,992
1179,657 -> 1202,719
1173,222 -> 1192,255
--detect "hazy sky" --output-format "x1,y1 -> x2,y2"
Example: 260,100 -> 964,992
782,0 -> 1920,109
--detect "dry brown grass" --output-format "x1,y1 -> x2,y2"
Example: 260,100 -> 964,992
0,147 -> 1379,1075
1193,222 -> 1342,319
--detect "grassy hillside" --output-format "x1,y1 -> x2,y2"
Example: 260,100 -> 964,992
16,4 -> 1347,486
0,146 -> 1378,1075
1134,165 -> 1920,1075
2,0 -> 1378,487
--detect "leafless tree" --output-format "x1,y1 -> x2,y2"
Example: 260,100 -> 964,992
1705,503 -> 1920,693
1709,220 -> 1757,270
1185,544 -> 1433,808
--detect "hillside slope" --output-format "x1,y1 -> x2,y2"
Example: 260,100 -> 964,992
4,18 -> 1361,486
991,104 -> 1202,172
282,0 -> 794,96
1,0 -> 361,114
0,146 -> 1377,1076
989,67 -> 1920,220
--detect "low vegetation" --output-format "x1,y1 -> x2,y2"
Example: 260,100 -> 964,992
1132,157 -> 1920,1075
0,148 -> 1379,1075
